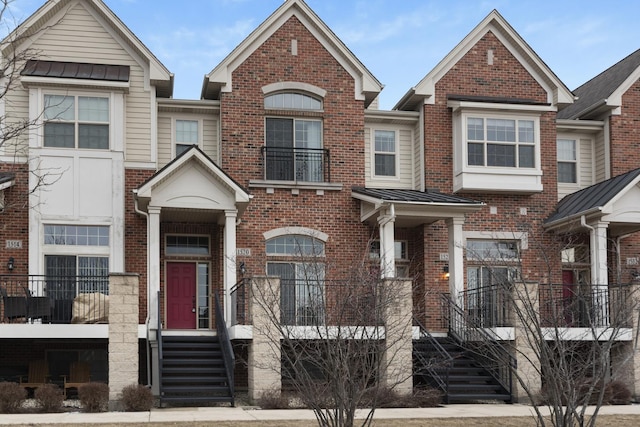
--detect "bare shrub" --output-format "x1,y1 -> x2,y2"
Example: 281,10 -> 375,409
256,388 -> 291,409
78,383 -> 109,412
120,384 -> 154,411
605,381 -> 632,405
0,382 -> 27,413
34,383 -> 64,413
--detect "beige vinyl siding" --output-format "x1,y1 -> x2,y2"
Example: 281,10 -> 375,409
202,117 -> 219,164
364,125 -> 414,189
157,115 -> 172,167
579,138 -> 593,188
28,3 -> 153,162
594,131 -> 606,183
412,119 -> 422,189
3,85 -> 30,156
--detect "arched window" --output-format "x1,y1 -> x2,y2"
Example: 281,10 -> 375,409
264,92 -> 322,110
265,232 -> 326,326
266,234 -> 325,256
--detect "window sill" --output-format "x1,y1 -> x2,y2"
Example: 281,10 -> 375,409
454,169 -> 542,193
249,180 -> 343,192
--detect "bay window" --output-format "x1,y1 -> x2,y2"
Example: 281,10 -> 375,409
467,117 -> 535,168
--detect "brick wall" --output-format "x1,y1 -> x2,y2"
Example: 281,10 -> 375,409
419,30 -> 562,324
0,163 -> 30,275
220,16 -> 372,279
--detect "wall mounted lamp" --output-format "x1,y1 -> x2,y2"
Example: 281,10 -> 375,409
443,265 -> 449,279
239,261 -> 247,276
7,257 -> 14,271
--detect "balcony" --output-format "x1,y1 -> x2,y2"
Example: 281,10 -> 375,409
260,146 -> 331,183
231,279 -> 389,328
0,275 -> 109,325
444,283 -> 634,332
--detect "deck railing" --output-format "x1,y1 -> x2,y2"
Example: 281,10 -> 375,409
538,283 -> 633,328
0,275 -> 108,324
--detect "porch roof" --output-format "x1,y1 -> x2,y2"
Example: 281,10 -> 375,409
134,146 -> 251,221
545,168 -> 640,235
352,187 -> 484,227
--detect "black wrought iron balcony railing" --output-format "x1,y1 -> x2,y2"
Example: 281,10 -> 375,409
231,279 -> 387,327
261,146 -> 331,183
459,284 -> 513,328
0,275 -> 109,324
539,283 -> 633,328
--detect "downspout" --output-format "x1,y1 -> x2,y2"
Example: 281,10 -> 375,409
133,191 -> 152,387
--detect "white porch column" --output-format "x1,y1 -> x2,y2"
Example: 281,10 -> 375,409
224,209 -> 238,325
447,217 -> 465,307
148,206 -> 161,328
378,205 -> 396,279
589,220 -> 609,326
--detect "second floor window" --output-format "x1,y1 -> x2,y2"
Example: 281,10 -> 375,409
374,130 -> 396,177
557,139 -> 577,183
265,117 -> 323,182
176,119 -> 198,157
44,94 -> 109,149
467,116 -> 535,168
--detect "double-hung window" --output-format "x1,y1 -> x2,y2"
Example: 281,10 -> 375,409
373,130 -> 397,177
266,234 -> 325,326
557,139 -> 577,184
44,95 -> 109,149
175,119 -> 199,157
467,117 -> 535,168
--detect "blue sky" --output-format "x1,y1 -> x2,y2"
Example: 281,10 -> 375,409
8,0 -> 640,109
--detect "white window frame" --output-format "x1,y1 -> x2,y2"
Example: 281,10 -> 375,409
172,118 -> 202,158
450,105 -> 545,193
371,129 -> 399,179
43,92 -> 111,150
557,138 -> 578,185
464,113 -> 538,169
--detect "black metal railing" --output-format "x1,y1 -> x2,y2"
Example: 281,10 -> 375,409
539,283 -> 632,328
261,146 -> 331,183
413,317 -> 453,401
0,275 -> 109,324
215,293 -> 235,406
459,284 -> 513,328
230,278 -> 249,327
442,293 -> 516,402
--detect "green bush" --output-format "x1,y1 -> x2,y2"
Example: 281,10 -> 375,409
78,382 -> 109,412
120,384 -> 154,411
0,382 -> 27,413
34,383 -> 64,413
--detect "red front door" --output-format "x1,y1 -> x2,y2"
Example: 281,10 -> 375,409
166,262 -> 197,329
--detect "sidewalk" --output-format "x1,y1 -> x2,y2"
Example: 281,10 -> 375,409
0,404 -> 639,425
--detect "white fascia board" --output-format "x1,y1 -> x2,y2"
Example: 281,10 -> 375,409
21,76 -> 130,92
447,100 -> 555,113
607,65 -> 640,114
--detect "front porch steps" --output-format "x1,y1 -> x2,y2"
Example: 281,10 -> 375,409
159,335 -> 234,406
413,337 -> 512,404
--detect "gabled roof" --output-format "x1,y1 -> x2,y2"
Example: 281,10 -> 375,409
135,146 -> 251,216
201,0 -> 382,106
4,0 -> 173,97
394,9 -> 573,111
545,168 -> 640,227
557,49 -> 640,120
